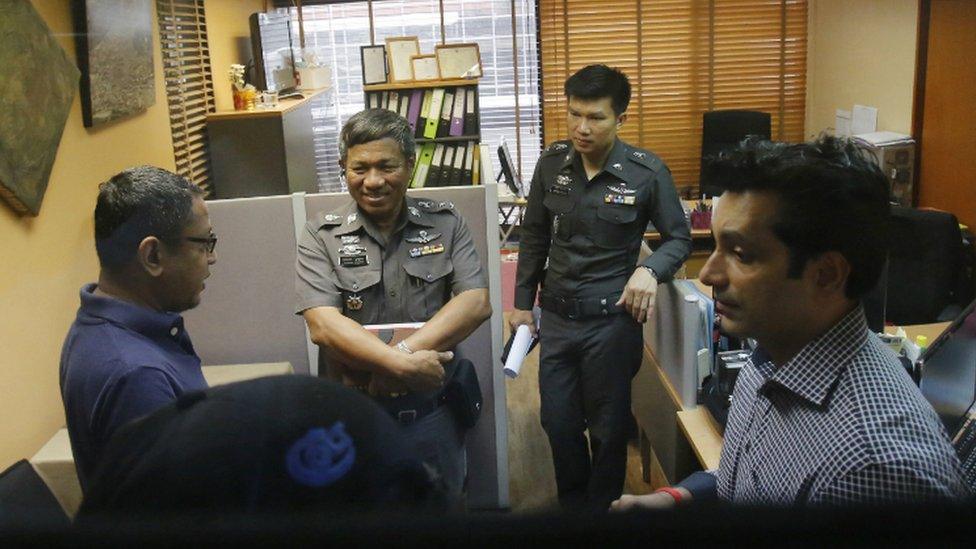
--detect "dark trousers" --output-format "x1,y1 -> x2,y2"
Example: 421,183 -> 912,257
538,309 -> 643,513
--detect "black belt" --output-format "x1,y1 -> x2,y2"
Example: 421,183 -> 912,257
539,291 -> 624,320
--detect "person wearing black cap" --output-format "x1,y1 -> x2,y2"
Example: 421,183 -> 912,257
77,376 -> 444,517
295,109 -> 492,505
60,167 -> 217,492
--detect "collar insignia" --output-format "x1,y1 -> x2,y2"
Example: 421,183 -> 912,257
346,213 -> 358,225
323,213 -> 341,223
551,142 -> 568,151
612,163 -> 623,171
417,199 -> 434,208
406,230 -> 441,244
633,151 -> 646,159
439,201 -> 454,209
408,206 -> 421,218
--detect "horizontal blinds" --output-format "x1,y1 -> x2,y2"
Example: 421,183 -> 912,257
157,0 -> 216,193
539,0 -> 806,195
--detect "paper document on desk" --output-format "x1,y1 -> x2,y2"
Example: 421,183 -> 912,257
501,307 -> 541,378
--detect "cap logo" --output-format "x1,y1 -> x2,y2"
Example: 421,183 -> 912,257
285,423 -> 356,488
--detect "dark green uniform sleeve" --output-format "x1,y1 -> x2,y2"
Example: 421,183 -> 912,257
514,159 -> 551,309
642,166 -> 692,282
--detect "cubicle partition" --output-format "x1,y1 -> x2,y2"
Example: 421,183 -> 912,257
182,185 -> 508,510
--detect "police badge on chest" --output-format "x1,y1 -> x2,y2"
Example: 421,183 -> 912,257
338,243 -> 369,268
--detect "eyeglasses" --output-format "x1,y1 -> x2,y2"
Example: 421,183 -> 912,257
185,232 -> 218,253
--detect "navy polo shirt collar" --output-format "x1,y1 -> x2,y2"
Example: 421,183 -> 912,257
78,283 -> 186,342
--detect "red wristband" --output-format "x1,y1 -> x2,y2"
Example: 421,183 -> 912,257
654,486 -> 683,504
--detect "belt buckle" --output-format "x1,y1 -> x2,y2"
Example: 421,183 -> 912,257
397,409 -> 418,424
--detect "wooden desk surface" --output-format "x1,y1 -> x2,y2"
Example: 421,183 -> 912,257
206,88 -> 330,120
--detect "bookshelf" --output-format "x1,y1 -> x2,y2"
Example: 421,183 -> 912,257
363,78 -> 482,188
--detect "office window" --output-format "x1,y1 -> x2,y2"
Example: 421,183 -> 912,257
539,0 -> 807,196
275,0 -> 541,191
156,0 -> 216,193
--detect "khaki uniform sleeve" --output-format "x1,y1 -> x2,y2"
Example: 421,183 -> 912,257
294,222 -> 343,314
449,213 -> 487,294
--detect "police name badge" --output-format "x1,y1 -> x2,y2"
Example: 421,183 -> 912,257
346,294 -> 364,311
339,244 -> 368,267
605,193 -> 636,206
409,243 -> 445,258
608,184 -> 636,195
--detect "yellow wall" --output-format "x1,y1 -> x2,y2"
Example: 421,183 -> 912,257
0,0 -> 260,470
207,1 -> 264,112
805,0 -> 919,138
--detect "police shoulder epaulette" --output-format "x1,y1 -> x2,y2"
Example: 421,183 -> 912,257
414,198 -> 455,213
542,140 -> 572,157
627,148 -> 661,172
316,211 -> 344,227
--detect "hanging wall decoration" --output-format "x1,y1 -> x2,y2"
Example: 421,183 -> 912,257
73,0 -> 155,127
0,0 -> 80,216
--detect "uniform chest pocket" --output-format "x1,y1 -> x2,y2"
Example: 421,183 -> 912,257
402,256 -> 454,321
334,269 -> 381,324
543,192 -> 575,214
592,205 -> 640,248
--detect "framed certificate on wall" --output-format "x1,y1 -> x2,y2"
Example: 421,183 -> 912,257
385,36 -> 420,82
360,45 -> 387,85
435,43 -> 483,79
411,54 -> 440,81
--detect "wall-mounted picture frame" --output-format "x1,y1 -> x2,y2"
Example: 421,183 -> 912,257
73,0 -> 156,127
435,42 -> 483,79
410,54 -> 440,81
385,36 -> 420,82
360,44 -> 387,85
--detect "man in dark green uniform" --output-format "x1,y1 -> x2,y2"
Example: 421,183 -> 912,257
295,108 -> 492,504
511,64 -> 691,512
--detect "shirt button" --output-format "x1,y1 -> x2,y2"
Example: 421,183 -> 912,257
426,274 -> 433,280
390,290 -> 397,297
170,327 -> 179,337
353,283 -> 359,290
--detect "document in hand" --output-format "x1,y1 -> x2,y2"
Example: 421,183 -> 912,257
501,307 -> 541,378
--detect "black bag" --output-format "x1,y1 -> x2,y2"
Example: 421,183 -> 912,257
443,358 -> 482,429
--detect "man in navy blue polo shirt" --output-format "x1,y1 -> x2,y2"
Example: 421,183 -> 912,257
60,166 -> 217,491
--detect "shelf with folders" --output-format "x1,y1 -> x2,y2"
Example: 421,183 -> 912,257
362,79 -> 482,188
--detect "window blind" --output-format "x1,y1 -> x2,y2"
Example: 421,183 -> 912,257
539,0 -> 806,196
156,0 -> 216,194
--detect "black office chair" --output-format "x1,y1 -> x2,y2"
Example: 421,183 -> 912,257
885,206 -> 965,325
699,110 -> 771,198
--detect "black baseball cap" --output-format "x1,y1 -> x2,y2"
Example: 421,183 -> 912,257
77,376 -> 444,517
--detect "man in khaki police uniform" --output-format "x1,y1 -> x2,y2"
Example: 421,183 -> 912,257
511,65 -> 692,512
295,108 -> 491,503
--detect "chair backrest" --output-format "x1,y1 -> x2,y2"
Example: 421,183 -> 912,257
885,207 -> 963,325
0,460 -> 70,529
699,110 -> 771,198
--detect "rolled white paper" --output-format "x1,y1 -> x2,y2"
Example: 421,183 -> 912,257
503,324 -> 534,379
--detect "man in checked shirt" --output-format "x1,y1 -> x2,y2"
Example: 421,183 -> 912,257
613,136 -> 969,508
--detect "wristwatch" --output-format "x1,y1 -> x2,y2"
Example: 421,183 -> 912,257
395,340 -> 413,354
643,265 -> 659,281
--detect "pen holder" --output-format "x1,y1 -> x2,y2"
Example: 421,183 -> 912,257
690,209 -> 712,230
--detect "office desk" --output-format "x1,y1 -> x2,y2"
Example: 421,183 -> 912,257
30,362 -> 294,517
664,321 -> 953,473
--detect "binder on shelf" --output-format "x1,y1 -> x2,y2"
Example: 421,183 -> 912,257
398,92 -> 410,118
464,88 -> 478,134
472,144 -> 481,185
449,89 -> 465,136
427,143 -> 446,187
388,91 -> 399,112
449,143 -> 466,186
437,89 -> 454,138
462,142 -> 474,185
406,89 -> 423,133
423,88 -> 445,139
383,91 -> 392,110
368,92 -> 381,109
416,89 -> 433,138
411,142 -> 436,188
440,145 -> 457,187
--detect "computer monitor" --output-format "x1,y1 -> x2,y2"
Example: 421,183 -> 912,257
496,139 -> 523,197
249,12 -> 298,94
918,298 -> 976,435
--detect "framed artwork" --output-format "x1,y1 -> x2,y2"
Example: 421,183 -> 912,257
0,0 -> 79,216
435,43 -> 483,79
385,36 -> 419,82
410,55 -> 440,81
73,0 -> 156,127
360,44 -> 387,85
